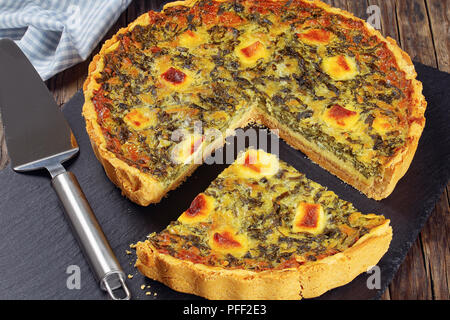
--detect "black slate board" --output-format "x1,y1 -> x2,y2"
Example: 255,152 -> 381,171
0,63 -> 449,300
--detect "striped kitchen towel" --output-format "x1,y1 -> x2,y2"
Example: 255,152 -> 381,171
0,0 -> 132,80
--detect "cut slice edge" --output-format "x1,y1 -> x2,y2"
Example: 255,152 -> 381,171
135,149 -> 393,299
135,217 -> 392,300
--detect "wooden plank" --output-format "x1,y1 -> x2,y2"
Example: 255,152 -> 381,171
380,286 -> 391,300
395,0 -> 438,67
127,0 -> 165,16
425,0 -> 450,72
321,0 -> 349,11
388,234 -> 433,299
367,0 -> 401,42
345,0 -> 369,20
45,72 -> 64,107
448,185 -> 450,207
420,186 -> 450,299
46,60 -> 90,107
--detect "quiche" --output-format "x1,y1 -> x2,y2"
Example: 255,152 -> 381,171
135,149 -> 393,299
82,0 -> 426,204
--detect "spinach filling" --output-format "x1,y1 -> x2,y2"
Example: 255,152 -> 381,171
148,157 -> 386,270
95,0 -> 409,182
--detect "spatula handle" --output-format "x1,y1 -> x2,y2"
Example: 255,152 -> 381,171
51,171 -> 131,300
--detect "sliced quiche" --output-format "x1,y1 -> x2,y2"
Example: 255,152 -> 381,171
135,149 -> 393,299
83,0 -> 426,205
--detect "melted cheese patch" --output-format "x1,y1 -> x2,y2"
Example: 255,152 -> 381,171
233,149 -> 279,179
171,134 -> 204,164
322,55 -> 359,81
178,193 -> 214,224
372,114 -> 392,134
235,38 -> 269,67
123,107 -> 158,130
139,93 -> 155,105
159,65 -> 193,90
209,228 -> 248,257
297,29 -> 332,46
323,104 -> 359,129
293,202 -> 326,235
161,67 -> 187,84
269,23 -> 290,38
178,30 -> 205,48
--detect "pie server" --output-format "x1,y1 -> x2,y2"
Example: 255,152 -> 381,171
0,39 -> 131,300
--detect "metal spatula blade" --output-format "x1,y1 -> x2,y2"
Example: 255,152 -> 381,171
0,39 -> 78,173
0,39 -> 130,300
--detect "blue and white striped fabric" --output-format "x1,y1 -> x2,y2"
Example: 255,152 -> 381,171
0,0 -> 132,80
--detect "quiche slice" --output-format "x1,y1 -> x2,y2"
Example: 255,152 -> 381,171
135,149 -> 393,299
83,0 -> 426,204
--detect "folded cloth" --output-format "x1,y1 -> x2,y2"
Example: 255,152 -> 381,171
0,0 -> 132,80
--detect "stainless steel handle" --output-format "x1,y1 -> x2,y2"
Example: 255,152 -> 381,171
51,171 -> 131,300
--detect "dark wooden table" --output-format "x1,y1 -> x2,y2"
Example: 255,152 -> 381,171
0,0 -> 448,300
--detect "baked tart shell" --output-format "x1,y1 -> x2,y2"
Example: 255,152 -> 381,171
82,0 -> 426,204
135,220 -> 392,299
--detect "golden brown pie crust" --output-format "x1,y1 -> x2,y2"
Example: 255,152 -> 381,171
82,0 -> 426,204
